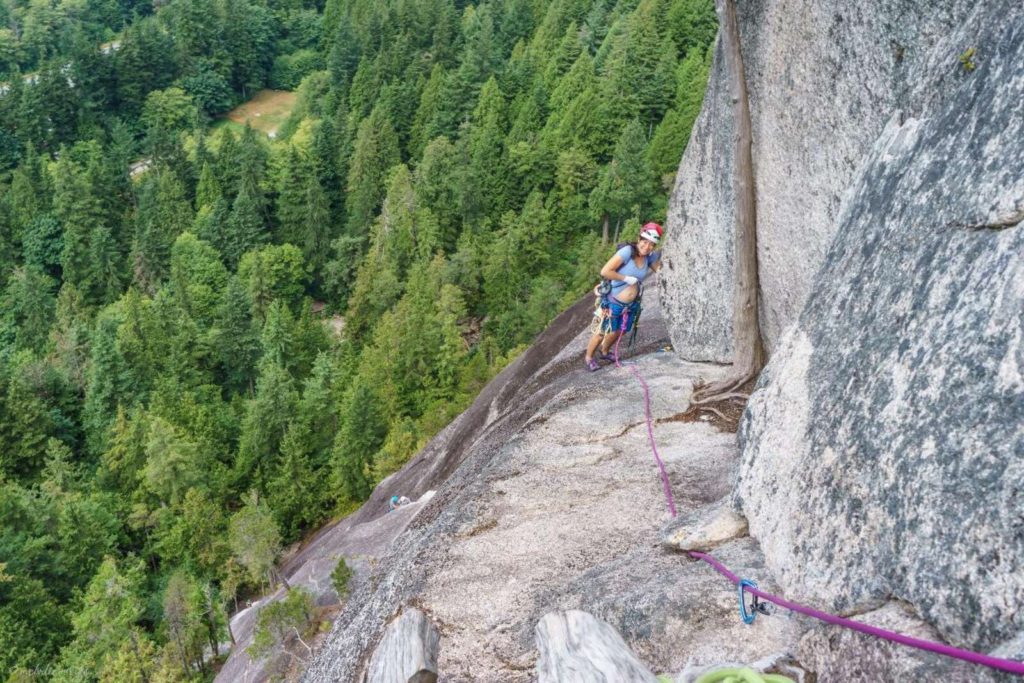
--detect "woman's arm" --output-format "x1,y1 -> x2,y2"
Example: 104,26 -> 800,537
600,254 -> 626,281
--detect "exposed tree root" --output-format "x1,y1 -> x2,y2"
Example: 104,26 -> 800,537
691,371 -> 758,404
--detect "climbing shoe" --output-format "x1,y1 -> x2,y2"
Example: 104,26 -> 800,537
585,358 -> 600,372
597,351 -> 615,364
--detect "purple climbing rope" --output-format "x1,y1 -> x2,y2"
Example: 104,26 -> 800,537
612,309 -> 677,518
688,550 -> 1024,676
607,305 -> 1024,676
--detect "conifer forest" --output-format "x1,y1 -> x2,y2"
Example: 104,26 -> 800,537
0,0 -> 716,678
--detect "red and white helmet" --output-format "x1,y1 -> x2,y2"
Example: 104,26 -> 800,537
639,222 -> 663,244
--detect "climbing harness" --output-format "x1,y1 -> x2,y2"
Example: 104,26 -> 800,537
627,285 -> 643,349
610,310 -> 1024,677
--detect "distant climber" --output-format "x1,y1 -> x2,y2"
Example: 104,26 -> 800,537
584,223 -> 664,371
389,495 -> 411,512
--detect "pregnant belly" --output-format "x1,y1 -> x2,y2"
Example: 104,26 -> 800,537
614,284 -> 639,303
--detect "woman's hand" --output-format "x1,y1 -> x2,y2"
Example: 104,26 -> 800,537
622,275 -> 638,286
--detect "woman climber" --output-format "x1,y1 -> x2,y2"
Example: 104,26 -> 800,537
584,222 -> 664,372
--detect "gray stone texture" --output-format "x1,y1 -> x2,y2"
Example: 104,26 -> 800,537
535,611 -> 657,683
365,607 -> 440,683
302,287 -> 801,682
735,0 -> 1024,662
215,493 -> 434,683
660,0 -> 1006,360
661,499 -> 748,552
796,602 -> 1010,682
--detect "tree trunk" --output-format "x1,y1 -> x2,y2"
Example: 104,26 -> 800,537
203,586 -> 220,658
274,566 -> 291,591
601,213 -> 610,244
694,0 -> 765,402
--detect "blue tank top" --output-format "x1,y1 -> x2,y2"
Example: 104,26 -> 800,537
609,245 -> 660,298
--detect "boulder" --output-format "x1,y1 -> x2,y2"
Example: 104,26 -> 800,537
662,499 -> 748,552
660,0 -> 1006,360
364,607 -> 439,683
736,1 -> 1024,655
535,611 -> 657,683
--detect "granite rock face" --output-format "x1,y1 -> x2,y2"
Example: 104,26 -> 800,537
535,611 -> 657,683
302,288 -> 801,682
796,602 -> 1010,683
736,0 -> 1024,659
661,0 -> 1002,360
364,607 -> 440,683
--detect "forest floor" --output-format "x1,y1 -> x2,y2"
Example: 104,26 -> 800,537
221,89 -> 297,138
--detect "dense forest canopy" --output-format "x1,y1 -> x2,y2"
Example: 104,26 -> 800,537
0,0 -> 715,678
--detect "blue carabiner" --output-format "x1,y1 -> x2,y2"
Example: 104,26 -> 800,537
738,579 -> 758,625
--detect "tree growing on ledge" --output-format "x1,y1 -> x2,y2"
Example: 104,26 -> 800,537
693,0 -> 765,404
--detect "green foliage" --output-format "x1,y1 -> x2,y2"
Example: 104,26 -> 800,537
53,556 -> 146,682
0,569 -> 68,678
228,490 -> 282,590
649,45 -> 711,187
270,49 -> 323,90
0,0 -> 719,673
238,243 -> 308,321
959,47 -> 977,72
346,105 -> 401,236
248,586 -> 315,661
330,558 -> 353,599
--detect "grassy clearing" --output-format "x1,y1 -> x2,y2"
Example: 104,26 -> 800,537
219,89 -> 297,138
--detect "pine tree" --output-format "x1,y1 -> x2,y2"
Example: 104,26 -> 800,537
234,361 -> 297,491
224,172 -> 270,268
648,45 -> 712,186
600,0 -> 666,132
408,64 -> 448,159
227,490 -> 284,589
195,161 -> 222,211
237,243 -> 307,322
0,352 -> 59,479
460,76 -> 508,223
82,303 -> 128,456
132,170 -> 194,293
162,570 -> 209,677
268,421 -> 322,541
668,0 -> 717,57
542,22 -> 583,90
3,266 -> 57,353
273,144 -> 307,247
98,406 -> 148,496
53,557 -> 145,683
169,232 -> 228,327
52,153 -> 103,300
87,225 -> 124,305
414,136 -> 462,251
590,119 -> 656,241
345,105 -> 400,236
332,378 -> 387,502
303,166 -> 333,278
552,147 -> 598,237
211,276 -> 259,395
142,416 -> 205,507
0,570 -> 68,679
